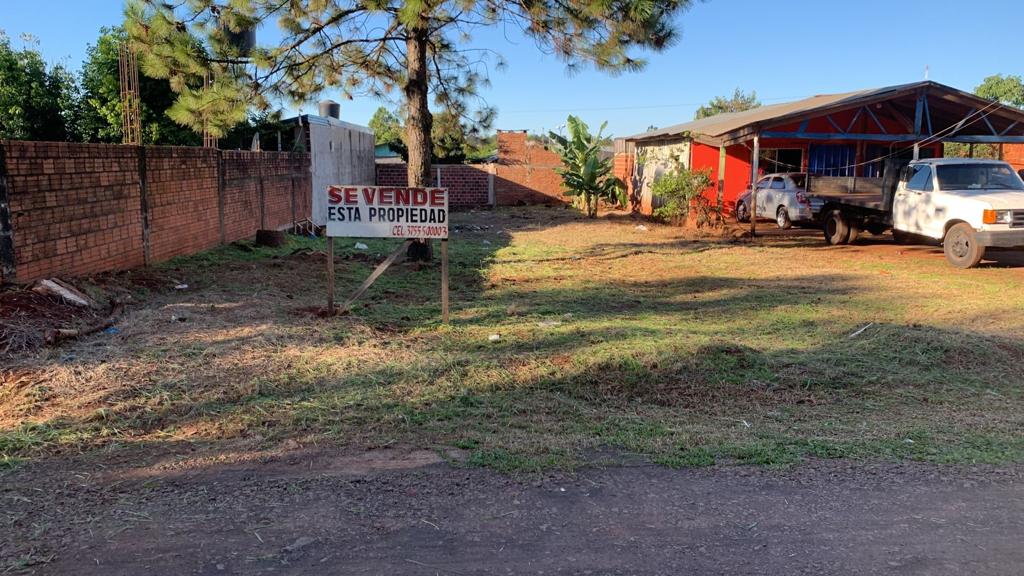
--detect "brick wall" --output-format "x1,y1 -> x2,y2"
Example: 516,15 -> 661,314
1004,144 -> 1024,171
493,131 -> 565,206
375,163 -> 491,207
0,140 -> 311,283
373,130 -> 568,208
2,142 -> 145,282
146,147 -> 220,262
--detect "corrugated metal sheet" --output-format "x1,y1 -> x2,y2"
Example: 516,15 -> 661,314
624,81 -> 1024,147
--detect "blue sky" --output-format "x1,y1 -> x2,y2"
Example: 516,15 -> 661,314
2,0 -> 1021,138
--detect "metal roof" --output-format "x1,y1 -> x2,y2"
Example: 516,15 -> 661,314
624,81 -> 1024,147
281,113 -> 373,134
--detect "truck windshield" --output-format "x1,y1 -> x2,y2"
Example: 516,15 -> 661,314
935,164 -> 1024,191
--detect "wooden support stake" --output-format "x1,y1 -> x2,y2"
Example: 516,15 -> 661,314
326,237 -> 335,312
749,134 -> 760,238
339,239 -> 413,314
441,239 -> 449,323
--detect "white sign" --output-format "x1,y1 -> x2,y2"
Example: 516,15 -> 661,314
324,185 -> 449,239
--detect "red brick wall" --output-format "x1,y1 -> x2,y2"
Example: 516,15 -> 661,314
3,142 -> 145,282
494,131 -> 565,205
375,163 -> 491,208
1004,144 -> 1024,171
373,130 -> 568,208
146,147 -> 220,262
613,152 -> 635,209
0,140 -> 310,283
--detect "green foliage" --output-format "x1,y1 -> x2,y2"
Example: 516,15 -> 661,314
945,74 -> 1024,159
694,88 -> 761,120
78,27 -> 201,145
369,106 -> 405,148
549,115 -> 625,217
125,1 -> 693,162
975,74 -> 1024,108
0,32 -> 79,141
650,153 -> 715,225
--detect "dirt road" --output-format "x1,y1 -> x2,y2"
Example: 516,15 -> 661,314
5,449 -> 1022,575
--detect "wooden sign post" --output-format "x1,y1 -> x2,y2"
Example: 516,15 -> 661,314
321,185 -> 450,322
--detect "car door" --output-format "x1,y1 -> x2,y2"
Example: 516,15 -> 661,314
753,177 -> 772,217
892,164 -> 933,236
750,177 -> 770,218
767,176 -> 787,217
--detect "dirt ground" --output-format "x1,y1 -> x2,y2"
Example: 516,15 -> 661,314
4,208 -> 1024,574
4,448 -> 1023,575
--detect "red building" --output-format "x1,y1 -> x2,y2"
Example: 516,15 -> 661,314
615,81 -> 1024,216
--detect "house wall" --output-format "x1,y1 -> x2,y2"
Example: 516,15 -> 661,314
634,140 -> 691,215
308,119 -> 376,226
0,140 -> 311,283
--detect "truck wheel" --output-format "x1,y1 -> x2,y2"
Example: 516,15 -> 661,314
823,209 -> 850,245
736,201 -> 749,223
776,207 -> 792,230
943,223 -> 985,268
848,224 -> 860,244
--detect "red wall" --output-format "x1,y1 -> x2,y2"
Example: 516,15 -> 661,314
689,142 -> 752,215
1,140 -> 311,283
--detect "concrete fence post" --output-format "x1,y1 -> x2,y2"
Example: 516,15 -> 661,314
217,149 -> 226,244
258,154 -> 266,230
137,145 -> 152,265
487,163 -> 496,208
0,141 -> 17,281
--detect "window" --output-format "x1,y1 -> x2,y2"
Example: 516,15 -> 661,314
770,177 -> 786,189
789,174 -> 807,189
759,148 -> 803,173
757,177 -> 771,189
935,163 -> 1024,191
906,165 -> 932,191
808,144 -> 856,177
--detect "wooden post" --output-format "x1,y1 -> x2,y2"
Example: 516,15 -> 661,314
441,239 -> 449,323
326,237 -> 335,312
717,145 -> 726,222
339,240 -> 413,314
749,134 -> 760,237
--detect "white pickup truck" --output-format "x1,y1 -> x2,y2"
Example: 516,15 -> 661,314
814,158 -> 1024,268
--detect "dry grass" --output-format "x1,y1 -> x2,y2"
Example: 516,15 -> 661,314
2,207 -> 1024,471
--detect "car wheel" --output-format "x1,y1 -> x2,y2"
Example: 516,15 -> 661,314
823,209 -> 850,245
735,202 -> 749,223
943,222 -> 985,269
776,207 -> 793,230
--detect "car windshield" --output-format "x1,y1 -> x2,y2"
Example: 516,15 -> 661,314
935,164 -> 1024,191
789,174 -> 807,189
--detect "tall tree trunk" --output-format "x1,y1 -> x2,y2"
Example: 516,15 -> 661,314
404,26 -> 433,261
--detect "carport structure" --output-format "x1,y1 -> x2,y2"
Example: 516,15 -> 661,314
620,80 -> 1024,230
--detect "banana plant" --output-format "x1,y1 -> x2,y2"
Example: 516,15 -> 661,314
549,115 -> 624,218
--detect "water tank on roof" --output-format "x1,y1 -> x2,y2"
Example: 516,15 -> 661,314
222,23 -> 256,57
318,100 -> 341,120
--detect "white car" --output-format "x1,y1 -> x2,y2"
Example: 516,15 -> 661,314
735,172 -> 819,229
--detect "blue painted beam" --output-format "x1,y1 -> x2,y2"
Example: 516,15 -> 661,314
761,132 -> 915,142
825,115 -> 844,133
845,108 -> 863,133
923,98 -> 933,136
1000,121 -> 1019,136
864,106 -> 888,134
944,135 -> 1024,143
760,132 -> 1024,143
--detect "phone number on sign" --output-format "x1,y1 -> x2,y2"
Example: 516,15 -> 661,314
391,225 -> 448,238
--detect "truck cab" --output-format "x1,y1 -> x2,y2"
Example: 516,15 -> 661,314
820,158 -> 1024,268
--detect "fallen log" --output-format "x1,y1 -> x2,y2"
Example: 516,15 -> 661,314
44,303 -> 124,346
